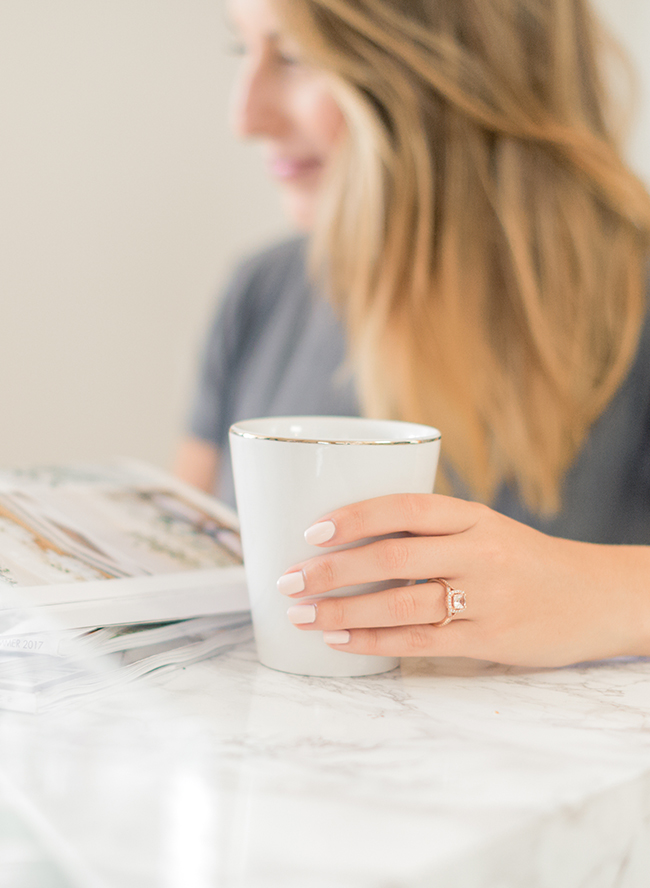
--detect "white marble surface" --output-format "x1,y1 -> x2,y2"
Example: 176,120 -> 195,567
2,641 -> 650,887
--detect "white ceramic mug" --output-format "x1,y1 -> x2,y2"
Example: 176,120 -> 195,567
229,416 -> 441,677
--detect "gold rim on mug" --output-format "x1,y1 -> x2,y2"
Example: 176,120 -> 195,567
229,419 -> 441,446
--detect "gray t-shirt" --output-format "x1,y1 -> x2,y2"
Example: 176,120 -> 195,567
190,237 -> 650,544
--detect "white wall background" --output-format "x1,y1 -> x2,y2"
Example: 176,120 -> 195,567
0,0 -> 288,470
0,1 -> 648,471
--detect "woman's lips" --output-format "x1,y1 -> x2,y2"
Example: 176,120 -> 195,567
267,156 -> 323,181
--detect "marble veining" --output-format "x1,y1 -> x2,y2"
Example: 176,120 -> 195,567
1,642 -> 650,886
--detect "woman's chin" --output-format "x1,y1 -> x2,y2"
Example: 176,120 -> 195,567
281,189 -> 318,231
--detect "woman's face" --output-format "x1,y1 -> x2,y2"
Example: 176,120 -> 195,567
228,0 -> 346,229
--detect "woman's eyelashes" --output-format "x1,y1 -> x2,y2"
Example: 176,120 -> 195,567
227,39 -> 247,57
226,35 -> 302,68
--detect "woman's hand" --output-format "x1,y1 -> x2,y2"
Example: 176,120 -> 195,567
277,494 -> 650,667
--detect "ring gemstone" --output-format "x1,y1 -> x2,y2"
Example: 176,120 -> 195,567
449,590 -> 466,614
430,578 -> 467,627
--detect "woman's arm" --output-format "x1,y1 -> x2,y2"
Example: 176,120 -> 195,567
173,437 -> 220,494
278,494 -> 650,667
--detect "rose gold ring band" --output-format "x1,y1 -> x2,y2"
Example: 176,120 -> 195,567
429,578 -> 467,627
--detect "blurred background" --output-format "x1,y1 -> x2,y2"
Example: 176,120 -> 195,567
0,0 -> 648,472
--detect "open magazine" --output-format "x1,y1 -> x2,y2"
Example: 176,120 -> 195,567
0,459 -> 249,632
0,460 -> 251,711
0,614 -> 253,713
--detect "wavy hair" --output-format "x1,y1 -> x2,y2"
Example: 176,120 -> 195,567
275,0 -> 650,512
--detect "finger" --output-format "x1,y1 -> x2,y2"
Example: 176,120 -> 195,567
280,534 -> 465,598
322,621 -> 469,658
304,494 -> 483,548
287,580 -> 463,631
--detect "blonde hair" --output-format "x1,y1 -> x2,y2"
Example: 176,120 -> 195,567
276,0 -> 650,512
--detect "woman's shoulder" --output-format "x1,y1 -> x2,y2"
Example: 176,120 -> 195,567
228,235 -> 309,300
206,235 -> 314,356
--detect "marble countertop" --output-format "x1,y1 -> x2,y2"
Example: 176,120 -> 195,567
2,640 -> 650,887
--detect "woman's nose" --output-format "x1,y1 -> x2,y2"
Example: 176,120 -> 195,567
230,61 -> 286,140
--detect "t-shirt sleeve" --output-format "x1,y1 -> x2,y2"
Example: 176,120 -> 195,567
187,258 -> 257,449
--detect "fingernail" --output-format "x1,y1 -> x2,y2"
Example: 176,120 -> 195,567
277,571 -> 305,596
304,520 -> 336,545
323,630 -> 350,645
287,605 -> 317,624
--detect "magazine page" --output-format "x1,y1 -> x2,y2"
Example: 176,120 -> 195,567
0,461 -> 249,627
0,614 -> 253,713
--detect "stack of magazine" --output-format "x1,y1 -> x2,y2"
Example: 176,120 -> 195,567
0,460 -> 251,712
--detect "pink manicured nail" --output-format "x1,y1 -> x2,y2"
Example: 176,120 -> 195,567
304,520 -> 336,545
287,605 -> 317,624
277,571 -> 305,596
323,630 -> 350,645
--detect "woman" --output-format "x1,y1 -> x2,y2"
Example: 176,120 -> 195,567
176,0 -> 650,667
